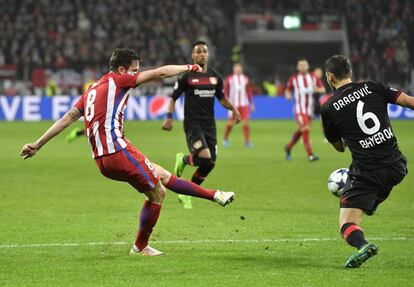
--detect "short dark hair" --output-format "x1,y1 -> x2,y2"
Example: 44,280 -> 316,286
192,40 -> 208,49
297,57 -> 308,62
109,48 -> 139,71
324,55 -> 352,80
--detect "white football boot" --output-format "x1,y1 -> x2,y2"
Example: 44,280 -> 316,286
130,245 -> 165,256
214,191 -> 235,207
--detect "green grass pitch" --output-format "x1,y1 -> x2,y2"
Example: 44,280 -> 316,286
1,120 -> 413,286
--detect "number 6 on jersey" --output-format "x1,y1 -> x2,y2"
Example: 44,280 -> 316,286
356,100 -> 380,135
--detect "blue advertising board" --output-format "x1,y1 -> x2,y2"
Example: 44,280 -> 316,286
0,95 -> 413,121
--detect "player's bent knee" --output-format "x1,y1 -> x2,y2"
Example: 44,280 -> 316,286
197,148 -> 211,159
146,182 -> 166,204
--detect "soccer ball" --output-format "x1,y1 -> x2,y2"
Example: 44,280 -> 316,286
327,168 -> 349,197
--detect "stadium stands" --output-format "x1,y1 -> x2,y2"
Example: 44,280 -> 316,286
0,0 -> 233,94
0,0 -> 412,95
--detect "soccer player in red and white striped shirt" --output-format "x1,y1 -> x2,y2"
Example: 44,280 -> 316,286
284,58 -> 326,161
223,63 -> 254,147
20,48 -> 235,256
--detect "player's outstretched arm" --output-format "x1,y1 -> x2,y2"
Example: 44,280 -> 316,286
20,107 -> 82,159
395,92 -> 414,110
219,98 -> 241,124
136,64 -> 202,85
162,98 -> 176,131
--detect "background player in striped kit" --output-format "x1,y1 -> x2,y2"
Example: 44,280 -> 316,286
284,57 -> 326,161
223,63 -> 254,148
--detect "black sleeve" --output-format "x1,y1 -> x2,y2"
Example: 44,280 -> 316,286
370,81 -> 402,104
171,73 -> 188,100
215,73 -> 224,100
321,106 -> 342,143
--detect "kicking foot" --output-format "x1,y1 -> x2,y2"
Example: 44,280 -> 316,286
344,243 -> 378,268
130,245 -> 165,256
66,127 -> 83,143
223,140 -> 231,147
284,145 -> 292,161
174,152 -> 186,177
308,154 -> 319,162
178,194 -> 193,209
214,191 -> 235,207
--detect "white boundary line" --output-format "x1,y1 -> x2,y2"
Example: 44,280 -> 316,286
0,237 -> 412,249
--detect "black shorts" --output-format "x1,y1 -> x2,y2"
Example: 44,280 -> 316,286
184,124 -> 217,161
340,156 -> 408,211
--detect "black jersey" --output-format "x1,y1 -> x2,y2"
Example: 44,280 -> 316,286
321,81 -> 403,170
171,68 -> 224,128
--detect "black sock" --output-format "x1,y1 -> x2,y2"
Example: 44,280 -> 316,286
340,222 -> 368,249
191,170 -> 205,185
184,155 -> 203,166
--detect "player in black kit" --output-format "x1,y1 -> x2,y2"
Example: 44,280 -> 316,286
321,55 -> 414,268
162,41 -> 241,209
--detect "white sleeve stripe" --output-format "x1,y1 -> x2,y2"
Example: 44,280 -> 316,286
105,78 -> 116,154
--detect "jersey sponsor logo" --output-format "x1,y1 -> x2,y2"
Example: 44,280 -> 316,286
188,77 -> 217,86
148,95 -> 169,119
194,89 -> 215,98
333,84 -> 372,111
359,127 -> 394,148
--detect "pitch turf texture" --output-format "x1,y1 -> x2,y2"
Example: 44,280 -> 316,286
1,120 -> 413,286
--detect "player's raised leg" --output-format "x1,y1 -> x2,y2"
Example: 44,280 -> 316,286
153,163 -> 234,206
339,208 -> 378,268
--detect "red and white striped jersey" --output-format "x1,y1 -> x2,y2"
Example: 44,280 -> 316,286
224,73 -> 252,108
75,71 -> 139,158
287,72 -> 323,116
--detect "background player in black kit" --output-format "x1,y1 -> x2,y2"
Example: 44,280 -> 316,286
162,41 -> 241,209
321,55 -> 414,268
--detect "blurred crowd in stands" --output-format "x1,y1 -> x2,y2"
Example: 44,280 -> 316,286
345,0 -> 413,87
240,0 -> 413,93
0,0 -> 412,96
0,0 -> 232,95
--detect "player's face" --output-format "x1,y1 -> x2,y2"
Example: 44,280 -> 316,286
117,60 -> 140,75
297,60 -> 309,74
192,45 -> 209,67
233,63 -> 243,74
